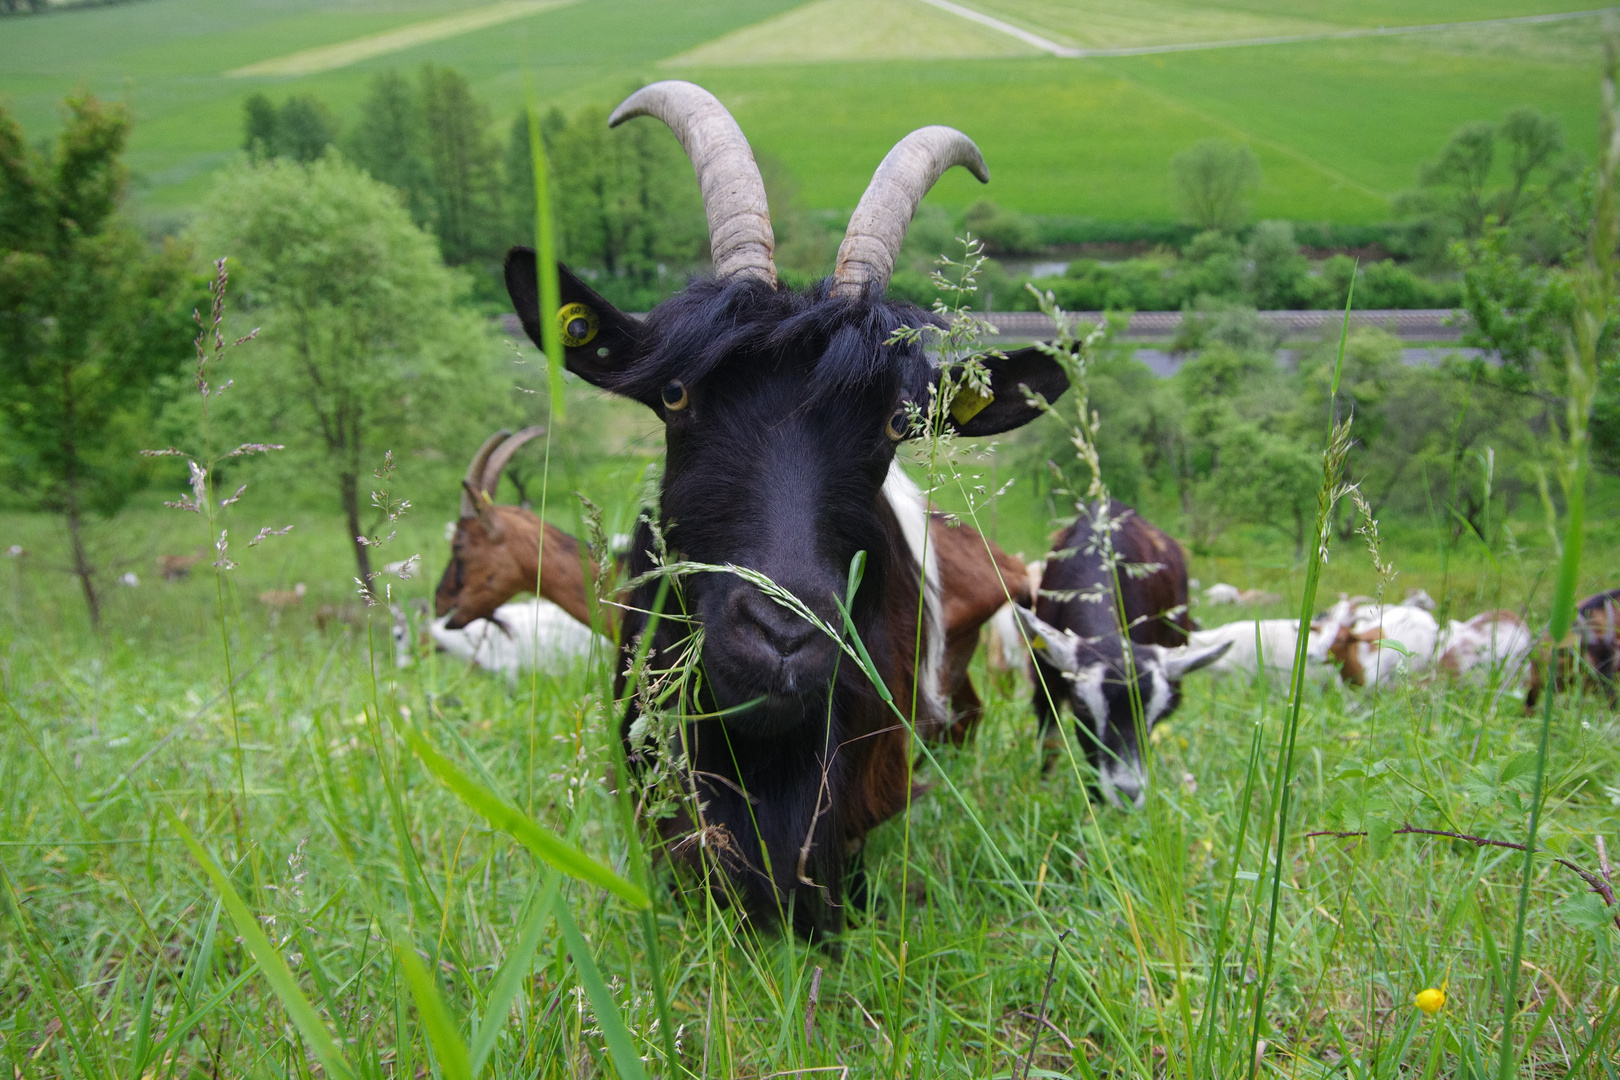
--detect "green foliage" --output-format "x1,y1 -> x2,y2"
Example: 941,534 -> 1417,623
341,66 -> 507,275
344,70 -> 436,226
419,65 -> 505,268
962,199 -> 1041,256
1246,220 -> 1311,309
0,93 -> 197,621
1010,230 -> 1460,314
241,92 -> 337,164
188,156 -> 500,586
1170,139 -> 1261,233
1398,106 -> 1580,265
506,101 -> 706,312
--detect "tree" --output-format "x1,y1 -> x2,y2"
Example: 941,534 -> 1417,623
241,92 -> 336,163
0,95 -> 197,624
191,157 -> 494,594
418,64 -> 504,266
1399,107 -> 1575,264
509,101 -> 705,310
345,70 -> 435,226
1170,140 -> 1261,233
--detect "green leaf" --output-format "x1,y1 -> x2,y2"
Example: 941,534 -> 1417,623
526,78 -> 565,420
126,957 -> 160,1080
163,807 -> 356,1080
1561,892 -> 1617,933
394,936 -> 472,1080
1366,818 -> 1394,859
469,875 -> 559,1076
397,723 -> 649,908
1501,750 -> 1541,788
554,899 -> 649,1080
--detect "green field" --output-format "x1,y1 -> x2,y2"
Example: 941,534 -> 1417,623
4,396 -> 1620,1075
0,0 -> 1607,224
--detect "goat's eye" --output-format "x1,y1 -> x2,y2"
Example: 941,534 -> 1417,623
885,408 -> 911,442
661,381 -> 689,411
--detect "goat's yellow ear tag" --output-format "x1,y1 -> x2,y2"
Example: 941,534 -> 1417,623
950,384 -> 993,425
557,302 -> 599,348
1031,634 -> 1047,651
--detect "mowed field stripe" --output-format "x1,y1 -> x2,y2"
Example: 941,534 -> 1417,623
226,0 -> 579,78
921,3 -> 1611,58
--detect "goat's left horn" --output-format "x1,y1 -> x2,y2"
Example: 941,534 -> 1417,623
461,430 -> 510,518
831,126 -> 988,299
610,81 -> 776,285
480,425 -> 546,497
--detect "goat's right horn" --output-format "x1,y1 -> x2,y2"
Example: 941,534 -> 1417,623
461,430 -> 510,518
832,126 -> 988,299
610,81 -> 776,285
480,426 -> 546,498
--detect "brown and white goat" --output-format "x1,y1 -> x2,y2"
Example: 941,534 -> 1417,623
435,428 -> 606,633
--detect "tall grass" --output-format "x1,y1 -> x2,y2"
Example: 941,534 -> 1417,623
4,78 -> 1620,1080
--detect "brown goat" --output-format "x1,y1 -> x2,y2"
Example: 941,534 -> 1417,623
434,429 -> 606,632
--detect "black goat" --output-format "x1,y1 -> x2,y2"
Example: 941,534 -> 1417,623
1014,502 -> 1227,807
504,81 -> 1068,938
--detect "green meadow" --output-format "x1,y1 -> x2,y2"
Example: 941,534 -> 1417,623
0,0 -> 1608,222
5,379 -> 1620,1076
5,1 -> 1620,1076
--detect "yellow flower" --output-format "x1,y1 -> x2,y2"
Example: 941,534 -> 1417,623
1414,980 -> 1448,1015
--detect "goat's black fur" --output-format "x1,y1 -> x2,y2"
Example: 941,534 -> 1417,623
506,250 -> 1067,938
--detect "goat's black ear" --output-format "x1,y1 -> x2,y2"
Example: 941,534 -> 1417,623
504,247 -> 645,388
943,343 -> 1071,437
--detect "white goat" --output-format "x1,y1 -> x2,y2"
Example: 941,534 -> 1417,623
1331,604 -> 1441,687
1436,610 -> 1533,685
430,598 -> 607,680
1189,618 -> 1339,679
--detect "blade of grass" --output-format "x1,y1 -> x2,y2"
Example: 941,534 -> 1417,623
1244,272 -> 1356,1080
526,76 -> 566,419
125,958 -> 160,1080
163,807 -> 356,1080
1497,36 -> 1617,1080
394,933 -> 473,1080
394,720 -> 649,908
554,897 -> 650,1080
468,873 -> 560,1076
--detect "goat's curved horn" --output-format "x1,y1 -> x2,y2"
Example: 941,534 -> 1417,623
480,425 -> 546,497
610,81 -> 775,285
461,430 -> 510,518
831,126 -> 989,299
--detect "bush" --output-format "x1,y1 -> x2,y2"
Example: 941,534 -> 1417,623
963,200 -> 1041,256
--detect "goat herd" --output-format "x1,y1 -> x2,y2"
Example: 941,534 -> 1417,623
213,81 -> 1620,938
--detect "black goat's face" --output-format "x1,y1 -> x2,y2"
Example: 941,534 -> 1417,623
1016,606 -> 1229,807
507,253 -> 1068,734
661,353 -> 915,728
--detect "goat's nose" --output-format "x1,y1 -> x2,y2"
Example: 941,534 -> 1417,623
734,587 -> 818,659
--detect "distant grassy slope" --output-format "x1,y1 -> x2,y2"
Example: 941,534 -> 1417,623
0,0 -> 801,210
0,0 -> 1604,225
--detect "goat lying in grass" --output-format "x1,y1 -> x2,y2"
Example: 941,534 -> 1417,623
428,598 -> 607,680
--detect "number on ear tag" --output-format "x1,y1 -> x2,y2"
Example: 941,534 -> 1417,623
557,303 -> 599,348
